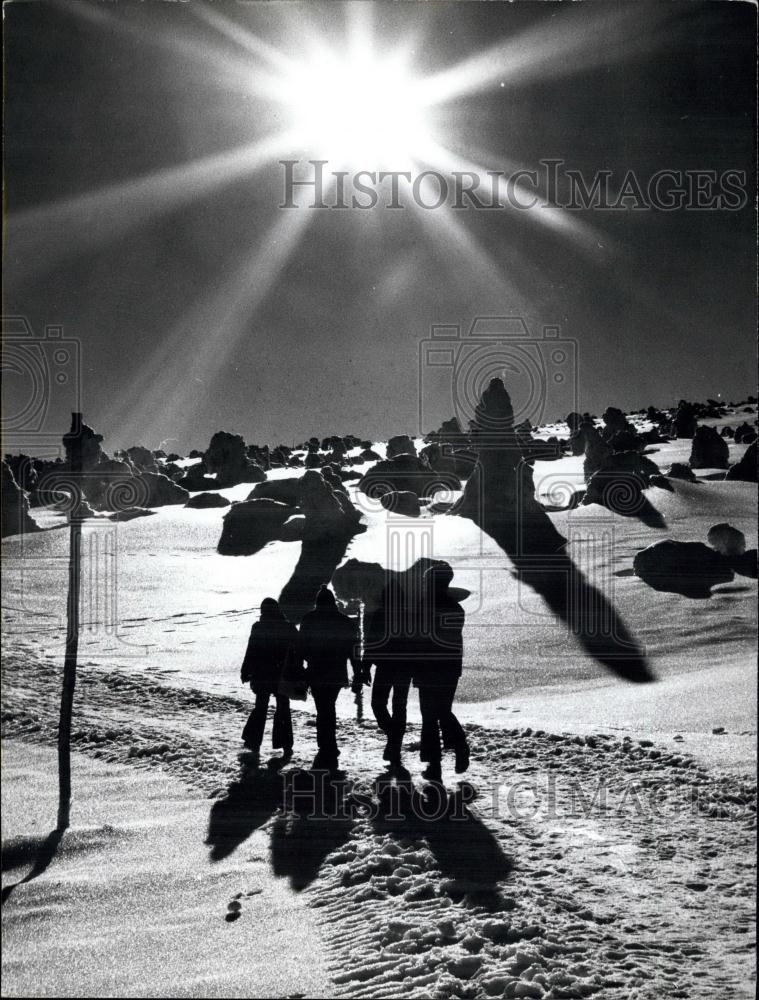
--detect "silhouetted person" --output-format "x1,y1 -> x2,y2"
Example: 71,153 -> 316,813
298,585 -> 360,771
240,598 -> 298,759
412,566 -> 469,782
364,585 -> 411,768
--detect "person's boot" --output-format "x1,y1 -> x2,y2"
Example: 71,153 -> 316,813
422,761 -> 442,782
454,745 -> 470,774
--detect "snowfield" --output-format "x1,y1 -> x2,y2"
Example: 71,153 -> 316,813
2,414 -> 756,997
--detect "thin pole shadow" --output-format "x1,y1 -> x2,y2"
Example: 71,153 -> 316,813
2,828 -> 65,904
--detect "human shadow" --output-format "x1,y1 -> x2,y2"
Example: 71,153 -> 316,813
269,768 -> 354,891
205,756 -> 283,862
1,828 -> 65,904
278,537 -> 355,624
371,778 -> 513,910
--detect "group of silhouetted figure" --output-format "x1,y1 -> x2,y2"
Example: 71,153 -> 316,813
240,565 -> 469,782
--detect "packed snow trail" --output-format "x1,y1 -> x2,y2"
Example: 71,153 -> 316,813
2,645 -> 755,999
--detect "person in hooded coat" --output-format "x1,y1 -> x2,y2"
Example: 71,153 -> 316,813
298,585 -> 360,770
364,584 -> 412,768
411,565 -> 470,781
240,597 -> 298,757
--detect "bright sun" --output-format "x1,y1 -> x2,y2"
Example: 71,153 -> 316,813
281,45 -> 432,170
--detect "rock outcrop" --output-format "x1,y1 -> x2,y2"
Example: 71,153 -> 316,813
217,499 -> 294,555
379,491 -> 421,517
666,463 -> 698,482
205,431 -> 266,487
386,435 -> 417,459
185,492 -> 231,509
633,540 -> 733,596
452,378 -> 565,553
725,441 -> 758,483
359,453 -> 459,499
126,445 -> 158,474
688,426 -> 729,469
706,523 -> 745,558
1,460 -> 40,537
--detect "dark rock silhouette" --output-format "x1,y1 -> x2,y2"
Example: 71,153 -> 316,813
218,499 -> 294,555
734,422 -> 758,444
137,472 -> 189,507
667,463 -> 698,482
706,522 -> 746,557
386,434 -> 417,459
360,447 -> 382,462
582,424 -> 613,480
185,492 -> 231,509
721,426 -> 735,438
300,470 -> 364,541
379,490 -> 421,517
453,378 -> 566,554
248,477 -> 302,507
673,401 -> 698,439
125,445 -> 158,474
633,540 -> 734,597
583,451 -> 662,517
689,426 -> 729,469
601,406 -> 634,442
178,461 -> 218,492
725,441 -> 758,482
107,507 -> 157,522
205,431 -> 266,487
2,460 -> 40,537
451,380 -> 650,681
359,453 -> 459,499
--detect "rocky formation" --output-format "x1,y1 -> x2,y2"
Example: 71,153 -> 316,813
633,540 -> 733,596
217,499 -> 294,555
725,441 -> 758,483
672,401 -> 698,439
582,451 -> 662,514
248,478 -> 303,507
688,426 -> 729,469
706,523 -> 745,558
185,492 -> 231,509
205,431 -> 265,487
360,447 -> 382,462
720,426 -> 735,438
666,463 -> 698,482
2,460 -> 40,537
300,469 -> 364,541
453,378 -> 565,554
279,514 -> 306,541
582,424 -> 613,481
126,445 -> 158,474
734,422 -> 758,444
379,491 -> 421,517
136,472 -> 189,507
386,435 -> 417,459
107,507 -> 157,522
359,453 -> 459,499
601,407 -> 634,442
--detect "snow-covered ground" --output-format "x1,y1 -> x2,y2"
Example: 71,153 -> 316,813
2,409 -> 756,997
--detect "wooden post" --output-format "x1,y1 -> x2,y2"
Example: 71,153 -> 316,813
58,411 -> 83,830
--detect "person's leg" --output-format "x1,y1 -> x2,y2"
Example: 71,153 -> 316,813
272,694 -> 293,752
388,679 -> 410,762
418,685 -> 442,764
312,685 -> 340,768
438,681 -> 469,772
371,666 -> 393,736
242,688 -> 270,749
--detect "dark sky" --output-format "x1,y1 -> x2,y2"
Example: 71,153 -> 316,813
4,0 -> 756,454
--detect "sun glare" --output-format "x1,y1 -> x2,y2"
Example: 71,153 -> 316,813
280,45 -> 432,170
